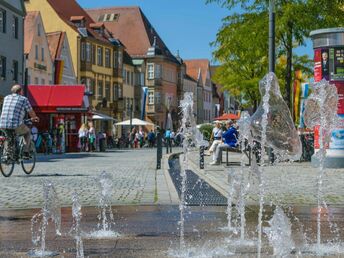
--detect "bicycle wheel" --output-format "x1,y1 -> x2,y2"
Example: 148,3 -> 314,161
21,140 -> 36,174
0,142 -> 15,177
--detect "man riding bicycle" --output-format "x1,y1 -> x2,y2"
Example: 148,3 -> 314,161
0,84 -> 39,158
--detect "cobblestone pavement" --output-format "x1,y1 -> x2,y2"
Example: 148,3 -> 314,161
188,150 -> 344,206
0,149 -> 179,210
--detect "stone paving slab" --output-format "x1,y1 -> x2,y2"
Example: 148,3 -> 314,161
0,149 -> 179,210
187,150 -> 344,206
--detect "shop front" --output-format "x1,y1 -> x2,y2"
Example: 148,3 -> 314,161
28,85 -> 88,153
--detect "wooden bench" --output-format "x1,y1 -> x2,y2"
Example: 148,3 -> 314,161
221,145 -> 252,167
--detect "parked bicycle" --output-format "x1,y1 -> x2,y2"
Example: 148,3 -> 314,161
0,119 -> 37,177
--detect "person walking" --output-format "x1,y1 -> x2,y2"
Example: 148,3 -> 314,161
165,128 -> 172,154
88,122 -> 96,152
147,130 -> 155,147
138,127 -> 145,148
0,84 -> 40,158
78,123 -> 88,152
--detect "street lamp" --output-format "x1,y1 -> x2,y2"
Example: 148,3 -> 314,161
269,0 -> 276,73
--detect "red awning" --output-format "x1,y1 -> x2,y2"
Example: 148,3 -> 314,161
213,113 -> 240,121
28,85 -> 87,113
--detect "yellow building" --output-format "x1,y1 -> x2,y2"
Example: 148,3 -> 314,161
25,0 -> 124,133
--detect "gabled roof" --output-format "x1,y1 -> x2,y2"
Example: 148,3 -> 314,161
46,0 -> 110,44
46,31 -> 65,60
24,11 -> 39,54
86,6 -> 178,63
184,59 -> 210,86
184,74 -> 197,83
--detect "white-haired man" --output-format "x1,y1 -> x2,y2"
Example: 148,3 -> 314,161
0,84 -> 39,157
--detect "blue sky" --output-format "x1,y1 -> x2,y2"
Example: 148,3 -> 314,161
77,0 -> 313,63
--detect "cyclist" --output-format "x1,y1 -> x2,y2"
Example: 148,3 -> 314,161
0,84 -> 39,158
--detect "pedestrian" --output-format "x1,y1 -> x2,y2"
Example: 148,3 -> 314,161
129,128 -> 136,148
147,130 -> 155,147
208,121 -> 223,162
210,120 -> 238,165
78,123 -> 88,152
88,122 -> 96,152
165,128 -> 172,153
31,124 -> 38,144
138,127 -> 145,148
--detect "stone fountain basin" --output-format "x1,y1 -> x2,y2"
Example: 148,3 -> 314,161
0,205 -> 343,257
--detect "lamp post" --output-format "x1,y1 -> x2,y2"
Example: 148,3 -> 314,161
269,0 -> 276,73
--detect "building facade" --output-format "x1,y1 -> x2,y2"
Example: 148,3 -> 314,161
25,0 -> 124,131
46,31 -> 77,85
0,0 -> 25,98
87,7 -> 180,130
24,11 -> 54,85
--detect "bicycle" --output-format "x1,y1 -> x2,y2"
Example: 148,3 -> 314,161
0,119 -> 37,177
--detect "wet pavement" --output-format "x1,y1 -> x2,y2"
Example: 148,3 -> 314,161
1,205 -> 344,257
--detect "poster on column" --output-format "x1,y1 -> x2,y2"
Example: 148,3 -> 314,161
314,49 -> 323,82
330,47 -> 344,81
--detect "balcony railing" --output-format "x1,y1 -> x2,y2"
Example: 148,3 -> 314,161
146,78 -> 162,87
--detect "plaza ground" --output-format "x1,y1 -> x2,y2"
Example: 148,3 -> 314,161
1,148 -> 344,257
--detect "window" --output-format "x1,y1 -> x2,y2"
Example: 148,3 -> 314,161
35,45 -> 38,60
148,91 -> 154,105
147,63 -> 154,79
86,43 -> 91,62
118,85 -> 122,98
97,80 -> 103,100
0,56 -> 6,79
37,23 -> 41,36
81,42 -> 86,61
105,48 -> 111,67
155,64 -> 161,79
113,51 -> 118,68
97,47 -> 103,66
118,51 -> 122,68
155,92 -> 161,104
41,78 -> 45,85
91,44 -> 96,65
113,84 -> 118,101
34,77 -> 39,85
41,48 -> 44,61
105,81 -> 110,100
12,16 -> 18,39
126,70 -> 130,84
0,9 -> 6,33
12,60 -> 18,82
131,72 -> 134,86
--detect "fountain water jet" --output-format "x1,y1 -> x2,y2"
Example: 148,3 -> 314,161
70,192 -> 84,258
29,180 -> 61,257
304,79 -> 340,255
250,73 -> 301,257
264,206 -> 295,256
87,171 -> 120,239
175,92 -> 209,254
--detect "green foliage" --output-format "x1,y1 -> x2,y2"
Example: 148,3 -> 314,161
199,124 -> 213,141
208,0 -> 344,110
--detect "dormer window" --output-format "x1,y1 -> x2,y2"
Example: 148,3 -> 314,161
90,22 -> 105,36
70,16 -> 85,28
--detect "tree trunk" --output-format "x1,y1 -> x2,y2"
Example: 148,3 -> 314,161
285,21 -> 293,111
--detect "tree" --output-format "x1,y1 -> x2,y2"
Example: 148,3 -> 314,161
211,11 -> 269,110
208,0 -> 344,109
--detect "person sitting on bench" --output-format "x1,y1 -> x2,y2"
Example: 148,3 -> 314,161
210,120 -> 238,165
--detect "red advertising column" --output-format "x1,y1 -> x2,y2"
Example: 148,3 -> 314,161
310,28 -> 344,168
